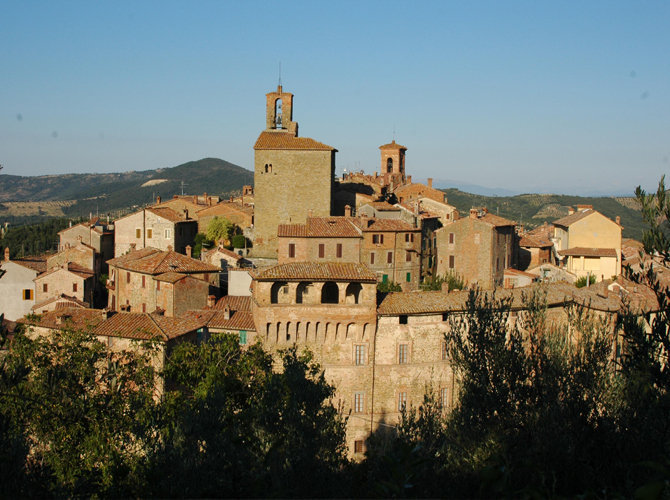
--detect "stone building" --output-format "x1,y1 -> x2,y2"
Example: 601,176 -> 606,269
277,217 -> 362,264
518,223 -> 555,271
58,218 -> 114,272
553,207 -> 622,281
253,85 -> 337,257
359,218 -> 422,289
196,201 -> 254,234
435,208 -> 517,289
0,249 -> 46,320
114,207 -> 198,257
106,247 -> 220,316
250,262 -> 378,454
34,263 -> 95,310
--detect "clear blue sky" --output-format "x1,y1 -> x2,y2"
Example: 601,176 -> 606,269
1,1 -> 668,195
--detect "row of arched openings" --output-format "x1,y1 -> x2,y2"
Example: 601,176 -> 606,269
270,281 -> 362,304
265,321 -> 372,344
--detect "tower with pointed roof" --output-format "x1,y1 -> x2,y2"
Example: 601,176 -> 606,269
253,85 -> 337,258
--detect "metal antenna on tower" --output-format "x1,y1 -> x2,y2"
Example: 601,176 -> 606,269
278,62 -> 282,87
393,125 -> 396,142
180,180 -> 188,196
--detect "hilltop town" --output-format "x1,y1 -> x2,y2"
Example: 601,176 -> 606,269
0,85 -> 661,457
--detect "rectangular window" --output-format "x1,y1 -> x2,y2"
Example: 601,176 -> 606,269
382,274 -> 388,283
42,283 -> 48,293
156,280 -> 160,291
449,232 -> 454,244
288,243 -> 295,258
336,243 -> 343,258
354,440 -> 365,454
127,272 -> 131,283
449,255 -> 455,269
136,228 -> 141,239
440,387 -> 449,409
399,315 -> 408,325
398,343 -> 408,364
406,251 -> 411,262
239,330 -> 247,345
22,289 -> 33,300
398,391 -> 407,412
370,252 -> 375,265
354,392 -> 365,413
355,344 -> 365,365
410,233 -> 414,242
142,303 -> 146,313
72,283 -> 78,293
318,244 -> 325,258
406,272 -> 411,282
387,251 -> 393,264
142,275 -> 146,288
164,228 -> 172,239
147,228 -> 153,239
372,234 -> 384,244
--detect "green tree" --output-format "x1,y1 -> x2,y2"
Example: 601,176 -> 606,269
377,280 -> 403,292
147,335 -> 349,497
0,326 -> 159,496
206,216 -> 235,245
422,272 -> 464,291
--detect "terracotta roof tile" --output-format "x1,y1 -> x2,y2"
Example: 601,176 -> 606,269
146,206 -> 191,223
558,247 -> 618,258
36,262 -> 95,280
553,209 -> 594,227
153,272 -> 190,283
278,218 -> 362,238
18,307 -> 104,331
378,282 -> 622,315
185,309 -> 256,331
254,131 -> 336,151
196,201 -> 253,217
367,201 -> 401,211
252,262 -> 377,282
478,213 -> 516,227
31,294 -> 90,311
12,256 -> 48,273
379,140 -> 407,150
519,234 -> 553,248
93,312 -> 204,341
210,295 -> 252,311
107,247 -> 220,275
362,218 -> 418,232
278,224 -> 308,237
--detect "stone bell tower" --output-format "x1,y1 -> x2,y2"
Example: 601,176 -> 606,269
265,85 -> 298,136
379,140 -> 407,186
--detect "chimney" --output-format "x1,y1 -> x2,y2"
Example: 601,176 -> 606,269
482,207 -> 488,214
203,192 -> 207,204
407,175 -> 412,183
616,216 -> 621,225
101,308 -> 112,320
207,295 -> 216,308
173,195 -> 178,199
156,195 -> 161,204
344,205 -> 352,217
224,304 -> 231,320
208,196 -> 213,206
470,208 -> 478,219
4,247 -> 9,262
427,177 -> 433,188
230,196 -> 233,202
185,245 -> 192,258
308,209 -> 314,217
193,195 -> 198,204
568,207 -> 575,215
167,245 -> 173,252
183,209 -> 189,219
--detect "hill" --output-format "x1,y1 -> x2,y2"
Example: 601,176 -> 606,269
0,158 -> 253,223
442,189 -> 645,240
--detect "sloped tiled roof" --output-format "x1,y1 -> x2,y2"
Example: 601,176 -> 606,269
379,140 -> 407,150
478,213 -> 516,227
377,282 -> 622,316
18,307 -> 104,331
367,201 -> 401,211
278,224 -> 308,237
251,262 -> 377,282
278,217 -> 362,238
519,234 -> 553,248
196,201 -> 253,217
185,309 -> 256,331
362,218 -> 418,232
36,262 -> 95,280
558,247 -> 618,258
254,131 -> 336,151
553,209 -> 595,227
94,312 -> 205,341
11,255 -> 48,273
107,247 -> 220,275
31,294 -> 90,311
153,272 -> 189,283
211,295 -> 252,311
202,246 -> 243,261
146,206 -> 191,223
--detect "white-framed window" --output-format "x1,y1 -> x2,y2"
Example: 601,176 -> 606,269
354,344 -> 366,365
164,228 -> 172,239
397,391 -> 407,412
354,392 -> 365,413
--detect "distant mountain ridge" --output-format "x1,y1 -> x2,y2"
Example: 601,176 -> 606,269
0,158 -> 253,223
441,188 -> 645,240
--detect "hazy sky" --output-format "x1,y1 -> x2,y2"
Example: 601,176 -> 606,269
1,1 -> 668,196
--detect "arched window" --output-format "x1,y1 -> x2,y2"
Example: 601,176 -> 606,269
387,157 -> 393,173
345,283 -> 362,304
275,98 -> 283,129
296,281 -> 311,304
264,164 -> 269,173
321,281 -> 339,304
271,281 -> 288,304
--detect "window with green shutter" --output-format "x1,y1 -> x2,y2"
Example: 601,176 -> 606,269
406,272 -> 411,282
239,330 -> 247,345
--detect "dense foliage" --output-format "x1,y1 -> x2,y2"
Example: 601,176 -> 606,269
0,218 -> 72,258
421,271 -> 464,291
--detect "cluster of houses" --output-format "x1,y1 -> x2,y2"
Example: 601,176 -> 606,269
1,84 -> 658,456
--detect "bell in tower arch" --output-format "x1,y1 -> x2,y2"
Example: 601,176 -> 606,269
275,98 -> 283,129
